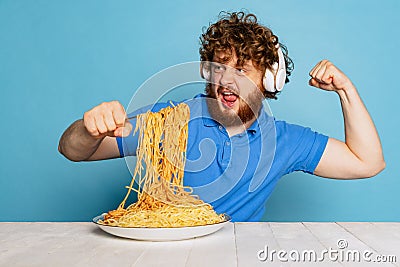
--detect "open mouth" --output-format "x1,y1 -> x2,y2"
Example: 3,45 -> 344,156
218,88 -> 239,108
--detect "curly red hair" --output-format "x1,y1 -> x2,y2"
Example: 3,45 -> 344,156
200,11 -> 294,99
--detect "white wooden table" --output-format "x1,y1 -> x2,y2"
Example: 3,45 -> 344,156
1,222 -> 399,266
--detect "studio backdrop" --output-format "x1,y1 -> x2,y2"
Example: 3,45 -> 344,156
0,0 -> 398,221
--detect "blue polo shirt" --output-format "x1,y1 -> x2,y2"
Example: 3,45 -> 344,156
116,94 -> 328,222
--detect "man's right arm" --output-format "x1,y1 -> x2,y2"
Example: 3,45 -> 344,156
58,101 -> 132,161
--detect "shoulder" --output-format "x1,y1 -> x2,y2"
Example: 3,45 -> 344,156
274,119 -> 328,146
275,119 -> 306,131
275,120 -> 311,136
273,119 -> 329,174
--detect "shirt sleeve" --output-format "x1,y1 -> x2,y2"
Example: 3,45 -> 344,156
277,121 -> 329,174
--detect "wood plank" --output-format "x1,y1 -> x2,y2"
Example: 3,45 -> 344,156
0,222 -> 236,267
268,222 -> 342,266
184,222 -> 237,267
115,223 -> 236,267
0,222 -> 149,266
338,222 -> 399,266
369,222 -> 400,239
234,222 -> 282,266
304,222 -> 395,267
128,240 -> 192,266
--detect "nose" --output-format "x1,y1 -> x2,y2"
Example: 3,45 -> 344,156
219,67 -> 235,86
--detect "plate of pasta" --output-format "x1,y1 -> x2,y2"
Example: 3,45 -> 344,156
92,103 -> 230,241
93,213 -> 231,241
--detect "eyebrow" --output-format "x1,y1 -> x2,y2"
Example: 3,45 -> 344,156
240,62 -> 253,68
235,62 -> 254,70
212,58 -> 254,69
213,56 -> 230,63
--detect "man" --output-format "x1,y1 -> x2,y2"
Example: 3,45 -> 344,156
59,12 -> 385,221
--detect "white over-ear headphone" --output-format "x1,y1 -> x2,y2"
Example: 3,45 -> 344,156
200,44 -> 286,93
263,45 -> 286,92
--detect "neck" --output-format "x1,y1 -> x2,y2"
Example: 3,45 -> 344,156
225,116 -> 257,137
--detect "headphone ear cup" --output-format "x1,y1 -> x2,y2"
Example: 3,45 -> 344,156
263,45 -> 287,93
263,69 -> 275,93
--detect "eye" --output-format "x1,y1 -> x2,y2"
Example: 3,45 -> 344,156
236,68 -> 246,75
212,63 -> 225,73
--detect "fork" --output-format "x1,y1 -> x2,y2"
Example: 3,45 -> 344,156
126,115 -> 138,120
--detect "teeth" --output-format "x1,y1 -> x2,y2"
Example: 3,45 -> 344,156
222,92 -> 233,96
220,88 -> 238,95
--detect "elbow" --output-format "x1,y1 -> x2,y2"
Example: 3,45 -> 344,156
360,159 -> 386,178
372,159 -> 386,176
58,142 -> 84,162
58,143 -> 64,156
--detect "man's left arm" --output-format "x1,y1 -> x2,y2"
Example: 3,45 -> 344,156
309,60 -> 385,179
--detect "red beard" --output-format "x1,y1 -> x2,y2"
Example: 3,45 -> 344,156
205,83 -> 264,127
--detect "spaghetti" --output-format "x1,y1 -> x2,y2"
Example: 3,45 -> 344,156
99,103 -> 226,228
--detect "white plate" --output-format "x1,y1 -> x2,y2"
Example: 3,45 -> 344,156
92,213 -> 231,241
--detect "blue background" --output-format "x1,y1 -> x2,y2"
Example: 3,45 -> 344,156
0,0 -> 398,221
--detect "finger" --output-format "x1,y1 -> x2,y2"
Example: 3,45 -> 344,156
121,123 -> 133,137
321,62 -> 336,84
83,112 -> 100,136
309,60 -> 320,76
309,60 -> 324,78
94,116 -> 108,134
113,127 -> 123,137
321,71 -> 334,85
309,77 -> 333,91
309,78 -> 319,87
314,62 -> 329,84
114,122 -> 133,137
103,111 -> 117,132
309,64 -> 318,78
113,103 -> 126,127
